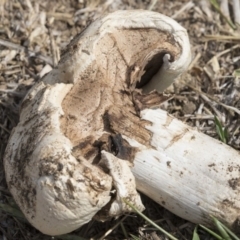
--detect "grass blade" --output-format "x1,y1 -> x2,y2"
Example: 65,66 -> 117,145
199,224 -> 223,239
0,203 -> 27,222
123,199 -> 178,240
130,234 -> 141,240
221,224 -> 240,240
233,68 -> 240,77
120,222 -> 128,239
212,216 -> 231,240
192,226 -> 200,240
209,0 -> 236,30
214,116 -> 227,143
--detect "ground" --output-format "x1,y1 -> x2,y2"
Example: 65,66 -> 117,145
0,0 -> 239,239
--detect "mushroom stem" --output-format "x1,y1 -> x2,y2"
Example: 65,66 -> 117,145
129,109 -> 240,231
4,10 -> 239,236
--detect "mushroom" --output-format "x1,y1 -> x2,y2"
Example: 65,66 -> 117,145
4,10 -> 240,236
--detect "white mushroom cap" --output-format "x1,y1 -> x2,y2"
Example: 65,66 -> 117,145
4,10 -> 191,235
99,151 -> 144,218
4,82 -> 113,235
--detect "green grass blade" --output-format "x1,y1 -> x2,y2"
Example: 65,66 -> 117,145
98,215 -> 128,240
223,128 -> 228,142
221,224 -> 240,240
199,224 -> 223,239
214,116 -> 227,143
214,116 -> 224,141
130,234 -> 141,240
212,216 -> 231,240
120,222 -> 128,239
123,199 -> 178,240
192,226 -> 201,240
233,68 -> 240,77
0,203 -> 27,222
209,0 -> 236,30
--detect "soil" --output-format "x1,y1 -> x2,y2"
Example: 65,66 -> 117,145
0,0 -> 239,239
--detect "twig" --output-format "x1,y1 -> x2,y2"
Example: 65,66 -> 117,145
0,186 -> 10,194
47,12 -> 72,19
203,34 -> 240,42
148,0 -> 158,11
189,115 -> 215,120
199,0 -> 213,19
188,52 -> 201,70
0,225 -> 11,240
99,215 -> 128,240
217,102 -> 240,115
75,7 -> 97,15
199,94 -> 223,120
25,0 -> 33,12
47,25 -> 59,67
0,39 -> 53,65
13,217 -> 29,240
187,84 -> 240,115
0,123 -> 10,134
207,44 -> 240,65
171,1 -> 194,19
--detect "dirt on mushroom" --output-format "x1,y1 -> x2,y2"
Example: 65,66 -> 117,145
3,9 -> 193,236
0,0 -> 240,239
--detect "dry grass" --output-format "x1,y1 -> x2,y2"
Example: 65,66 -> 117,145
0,0 -> 239,239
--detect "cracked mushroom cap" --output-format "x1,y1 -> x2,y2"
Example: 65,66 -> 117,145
4,10 -> 191,235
